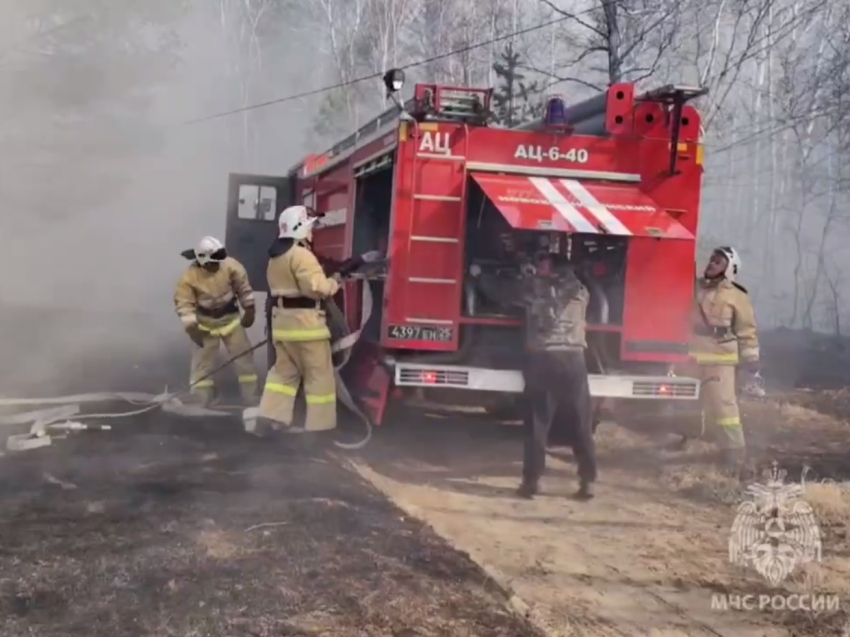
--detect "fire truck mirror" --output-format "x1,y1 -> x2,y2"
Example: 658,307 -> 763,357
237,184 -> 277,221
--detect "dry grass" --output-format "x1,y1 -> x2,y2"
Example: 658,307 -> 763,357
350,392 -> 850,637
805,481 -> 850,525
194,529 -> 240,560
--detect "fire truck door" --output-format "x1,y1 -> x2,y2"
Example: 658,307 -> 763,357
225,173 -> 295,292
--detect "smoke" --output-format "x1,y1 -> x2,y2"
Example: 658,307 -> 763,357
0,2 -> 320,395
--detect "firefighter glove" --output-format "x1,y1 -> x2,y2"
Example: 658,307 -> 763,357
241,307 -> 256,328
185,324 -> 205,347
360,250 -> 383,263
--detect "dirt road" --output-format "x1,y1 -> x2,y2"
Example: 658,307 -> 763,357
353,400 -> 850,637
0,414 -> 541,637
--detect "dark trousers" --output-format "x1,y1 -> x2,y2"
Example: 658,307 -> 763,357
521,349 -> 597,486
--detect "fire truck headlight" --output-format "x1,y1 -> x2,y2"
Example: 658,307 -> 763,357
469,264 -> 481,277
383,68 -> 405,94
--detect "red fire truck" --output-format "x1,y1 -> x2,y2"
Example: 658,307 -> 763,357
225,73 -> 707,426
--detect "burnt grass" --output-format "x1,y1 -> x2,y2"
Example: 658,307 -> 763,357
0,414 -> 541,637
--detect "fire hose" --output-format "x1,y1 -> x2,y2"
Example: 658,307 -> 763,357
0,273 -> 377,452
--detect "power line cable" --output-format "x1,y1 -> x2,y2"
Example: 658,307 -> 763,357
183,15 -> 571,125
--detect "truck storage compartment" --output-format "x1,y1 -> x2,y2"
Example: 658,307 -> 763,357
464,176 -> 630,326
463,171 -> 696,367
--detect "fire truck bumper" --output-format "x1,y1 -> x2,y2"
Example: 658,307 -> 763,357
392,362 -> 700,400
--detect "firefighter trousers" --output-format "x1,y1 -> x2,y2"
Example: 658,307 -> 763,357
521,350 -> 597,488
259,339 -> 336,431
190,323 -> 259,405
698,364 -> 745,452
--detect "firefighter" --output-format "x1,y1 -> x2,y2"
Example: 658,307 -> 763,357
174,236 -> 258,406
472,249 -> 596,500
258,205 -> 341,434
689,246 -> 760,471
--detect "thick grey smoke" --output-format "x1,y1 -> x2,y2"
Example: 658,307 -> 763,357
0,2 -> 322,393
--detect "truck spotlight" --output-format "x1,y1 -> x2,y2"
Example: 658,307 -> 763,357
383,68 -> 405,94
544,95 -> 567,128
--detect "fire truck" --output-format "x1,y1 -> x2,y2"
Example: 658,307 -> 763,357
224,71 -> 707,426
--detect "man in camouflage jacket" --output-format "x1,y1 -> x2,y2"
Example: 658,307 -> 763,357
473,251 -> 597,500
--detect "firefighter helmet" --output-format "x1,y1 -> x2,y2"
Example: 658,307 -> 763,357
713,246 -> 741,282
278,205 -> 315,240
193,236 -> 226,265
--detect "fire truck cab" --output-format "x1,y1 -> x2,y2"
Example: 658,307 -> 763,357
225,73 -> 707,426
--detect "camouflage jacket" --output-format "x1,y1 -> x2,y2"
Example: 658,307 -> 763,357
476,266 -> 589,352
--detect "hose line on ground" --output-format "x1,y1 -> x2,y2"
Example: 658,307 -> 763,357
0,278 -> 378,450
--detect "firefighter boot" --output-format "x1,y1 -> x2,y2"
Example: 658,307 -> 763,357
243,408 -> 280,438
671,434 -> 690,451
515,481 -> 538,499
574,479 -> 594,501
720,447 -> 746,479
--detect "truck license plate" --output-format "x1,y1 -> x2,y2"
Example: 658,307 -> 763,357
386,324 -> 454,342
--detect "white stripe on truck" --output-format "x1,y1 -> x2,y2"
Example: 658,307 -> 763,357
528,176 -> 598,233
559,179 -> 632,236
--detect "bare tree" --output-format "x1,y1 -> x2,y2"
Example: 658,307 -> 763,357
216,0 -> 297,168
0,1 -> 185,219
407,0 -> 531,89
535,0 -> 683,88
821,257 -> 844,335
313,0 -> 370,137
362,0 -> 416,109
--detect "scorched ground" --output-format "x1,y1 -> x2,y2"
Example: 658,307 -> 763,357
0,411 -> 541,637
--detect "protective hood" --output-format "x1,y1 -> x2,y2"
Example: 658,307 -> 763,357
268,237 -> 295,258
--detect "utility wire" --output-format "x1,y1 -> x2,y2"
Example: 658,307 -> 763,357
183,15 -> 571,125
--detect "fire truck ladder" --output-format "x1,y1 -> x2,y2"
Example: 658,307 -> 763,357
403,120 -> 471,332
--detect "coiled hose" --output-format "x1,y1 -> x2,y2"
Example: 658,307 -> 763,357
0,280 -> 376,450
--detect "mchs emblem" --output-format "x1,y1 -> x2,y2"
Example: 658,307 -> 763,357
729,462 -> 822,586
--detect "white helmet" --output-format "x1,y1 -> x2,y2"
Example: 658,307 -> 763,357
713,246 -> 741,281
193,236 -> 226,265
278,205 -> 315,240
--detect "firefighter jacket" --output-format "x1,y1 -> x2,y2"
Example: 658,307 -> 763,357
267,240 -> 340,342
174,257 -> 254,337
477,266 -> 589,352
690,277 -> 759,366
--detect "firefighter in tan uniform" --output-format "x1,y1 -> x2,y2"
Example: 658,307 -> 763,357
259,205 -> 340,433
174,236 -> 258,405
690,246 -> 760,470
